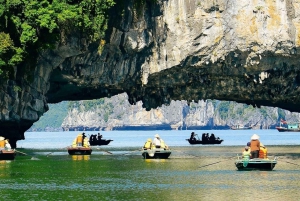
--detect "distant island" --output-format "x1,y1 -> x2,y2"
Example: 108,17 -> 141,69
28,93 -> 299,131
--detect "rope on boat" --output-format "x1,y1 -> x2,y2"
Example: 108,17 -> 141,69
96,148 -> 113,155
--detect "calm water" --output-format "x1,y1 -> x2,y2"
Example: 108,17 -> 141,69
1,130 -> 300,200
18,129 -> 300,149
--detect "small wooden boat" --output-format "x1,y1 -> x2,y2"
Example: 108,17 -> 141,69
186,139 -> 223,145
235,158 -> 277,171
142,149 -> 171,159
89,139 -> 113,146
0,150 -> 16,160
67,147 -> 92,155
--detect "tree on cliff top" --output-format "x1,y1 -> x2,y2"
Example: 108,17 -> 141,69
0,0 -> 115,79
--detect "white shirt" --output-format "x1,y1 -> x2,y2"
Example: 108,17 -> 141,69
153,138 -> 161,146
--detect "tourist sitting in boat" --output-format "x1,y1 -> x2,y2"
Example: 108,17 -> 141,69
250,134 -> 260,158
143,139 -> 152,150
72,138 -> 77,148
242,146 -> 251,160
92,134 -> 97,142
209,134 -> 216,141
160,139 -> 169,150
153,134 -> 163,148
202,133 -> 209,142
83,137 -> 90,148
76,133 -> 83,146
0,136 -> 5,150
190,132 -> 196,141
4,139 -> 11,151
97,133 -> 102,141
259,143 -> 268,159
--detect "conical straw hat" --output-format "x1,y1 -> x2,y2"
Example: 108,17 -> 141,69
251,134 -> 259,140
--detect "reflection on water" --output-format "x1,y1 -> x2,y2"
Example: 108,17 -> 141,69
144,159 -> 166,163
0,160 -> 11,178
1,146 -> 300,200
71,155 -> 90,161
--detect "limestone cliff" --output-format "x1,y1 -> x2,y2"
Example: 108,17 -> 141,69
1,0 -> 300,147
60,93 -> 298,131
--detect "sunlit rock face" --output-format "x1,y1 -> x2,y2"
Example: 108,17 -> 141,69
1,0 -> 300,146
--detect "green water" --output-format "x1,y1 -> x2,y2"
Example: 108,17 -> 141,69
1,147 -> 300,201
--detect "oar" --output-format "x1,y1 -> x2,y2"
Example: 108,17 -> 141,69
280,160 -> 300,167
198,156 -> 237,169
15,150 -> 29,156
96,148 -> 113,154
15,150 -> 39,160
122,149 -> 143,155
46,152 -> 53,157
198,160 -> 225,168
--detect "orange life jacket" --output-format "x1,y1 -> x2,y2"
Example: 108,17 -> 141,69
0,140 -> 5,148
259,147 -> 267,159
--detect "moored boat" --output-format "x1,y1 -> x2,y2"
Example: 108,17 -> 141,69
235,157 -> 277,171
0,150 -> 16,160
142,149 -> 171,159
67,147 -> 92,155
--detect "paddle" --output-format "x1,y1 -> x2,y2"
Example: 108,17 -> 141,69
15,150 -> 29,156
15,150 -> 39,160
198,156 -> 237,169
96,148 -> 113,155
122,149 -> 143,155
280,159 -> 300,167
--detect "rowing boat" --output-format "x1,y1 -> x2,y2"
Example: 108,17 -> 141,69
235,157 -> 277,171
142,149 -> 171,159
67,147 -> 92,155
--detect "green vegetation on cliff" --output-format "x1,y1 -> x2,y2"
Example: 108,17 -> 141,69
0,0 -> 115,78
30,101 -> 68,131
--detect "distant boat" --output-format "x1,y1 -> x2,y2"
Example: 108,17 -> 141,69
186,133 -> 223,145
276,122 -> 300,132
231,125 -> 252,130
89,139 -> 113,146
186,138 -> 223,145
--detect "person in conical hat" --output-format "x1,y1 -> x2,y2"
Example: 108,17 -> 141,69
251,134 -> 259,140
250,134 -> 260,158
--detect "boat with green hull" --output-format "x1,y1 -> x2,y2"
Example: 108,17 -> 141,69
142,149 -> 171,159
235,157 -> 277,171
